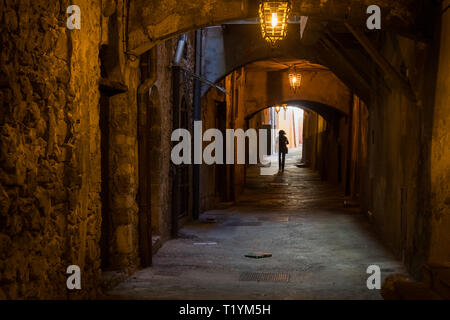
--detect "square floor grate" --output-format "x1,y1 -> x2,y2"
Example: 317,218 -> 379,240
239,272 -> 290,283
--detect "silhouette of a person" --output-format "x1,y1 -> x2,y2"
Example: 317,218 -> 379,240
278,130 -> 289,172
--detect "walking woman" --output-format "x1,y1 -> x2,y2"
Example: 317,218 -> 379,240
278,130 -> 289,172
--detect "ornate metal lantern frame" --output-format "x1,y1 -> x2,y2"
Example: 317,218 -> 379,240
288,66 -> 302,93
258,0 -> 291,46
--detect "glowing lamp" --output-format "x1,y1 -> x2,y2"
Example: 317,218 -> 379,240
259,1 -> 291,45
289,66 -> 302,93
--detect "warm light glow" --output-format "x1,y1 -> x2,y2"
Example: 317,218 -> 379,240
271,12 -> 278,27
289,66 -> 302,93
259,1 -> 291,46
282,104 -> 288,111
275,105 -> 281,113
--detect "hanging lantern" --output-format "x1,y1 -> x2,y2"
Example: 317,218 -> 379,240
275,105 -> 281,113
259,0 -> 291,46
289,66 -> 302,93
282,104 -> 288,112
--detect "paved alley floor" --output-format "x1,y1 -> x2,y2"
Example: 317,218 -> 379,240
106,149 -> 407,300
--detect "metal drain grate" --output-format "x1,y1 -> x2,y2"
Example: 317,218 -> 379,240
239,272 -> 290,283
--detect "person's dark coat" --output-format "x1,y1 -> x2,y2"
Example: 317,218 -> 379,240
279,133 -> 289,154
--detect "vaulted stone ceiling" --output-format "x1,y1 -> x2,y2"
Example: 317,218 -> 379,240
128,0 -> 430,104
199,22 -> 373,102
128,0 -> 427,54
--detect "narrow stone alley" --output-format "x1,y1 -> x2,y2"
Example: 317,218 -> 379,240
1,0 -> 449,301
107,150 -> 406,299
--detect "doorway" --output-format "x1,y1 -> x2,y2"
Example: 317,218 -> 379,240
171,65 -> 192,237
172,97 -> 190,220
137,51 -> 154,267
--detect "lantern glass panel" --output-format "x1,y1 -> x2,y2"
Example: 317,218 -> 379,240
289,68 -> 302,93
259,1 -> 291,45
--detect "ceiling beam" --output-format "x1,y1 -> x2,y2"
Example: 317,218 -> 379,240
323,29 -> 381,89
320,39 -> 372,101
290,0 -> 419,36
315,43 -> 371,103
321,35 -> 371,90
344,22 -> 416,102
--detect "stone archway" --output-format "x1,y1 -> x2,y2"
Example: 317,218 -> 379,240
199,25 -> 370,101
128,0 -> 419,55
246,99 -> 348,122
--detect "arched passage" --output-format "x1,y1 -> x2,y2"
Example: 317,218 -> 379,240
1,0 -> 449,300
199,25 -> 371,101
128,0 -> 420,55
246,100 -> 347,122
200,56 -> 354,122
200,53 -> 369,207
244,100 -> 365,191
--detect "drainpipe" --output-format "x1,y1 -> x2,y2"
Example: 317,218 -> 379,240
171,36 -> 186,238
173,34 -> 187,66
192,29 -> 202,220
138,47 -> 157,95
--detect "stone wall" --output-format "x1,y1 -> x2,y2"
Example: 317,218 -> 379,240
104,27 -> 197,268
429,1 -> 450,264
301,18 -> 450,278
301,109 -> 355,188
303,111 -> 326,174
223,69 -> 248,199
0,0 -> 199,299
0,0 -> 102,298
361,27 -> 445,277
199,67 -> 251,206
96,0 -> 142,273
151,34 -> 196,238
